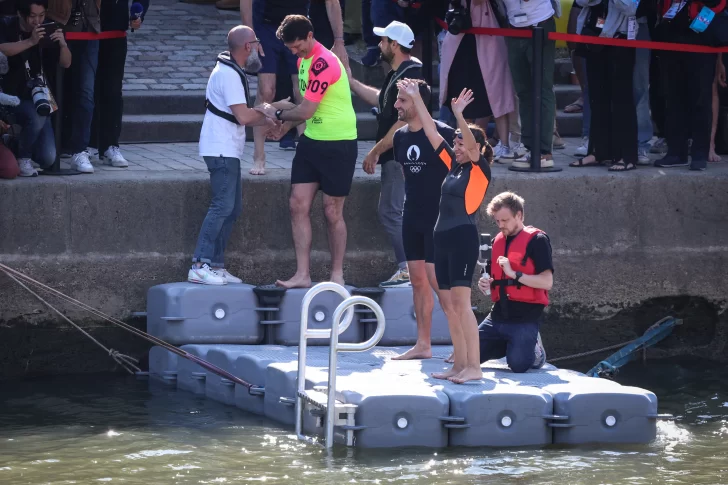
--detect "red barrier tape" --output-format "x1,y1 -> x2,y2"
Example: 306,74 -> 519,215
65,31 -> 127,40
435,17 -> 728,53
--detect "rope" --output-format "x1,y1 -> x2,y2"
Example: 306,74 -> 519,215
2,270 -> 141,374
546,340 -> 635,364
0,263 -> 257,390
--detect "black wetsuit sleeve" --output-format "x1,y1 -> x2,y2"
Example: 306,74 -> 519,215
476,154 -> 492,182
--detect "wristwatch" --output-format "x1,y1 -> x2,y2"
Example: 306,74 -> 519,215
275,109 -> 283,120
515,271 -> 523,283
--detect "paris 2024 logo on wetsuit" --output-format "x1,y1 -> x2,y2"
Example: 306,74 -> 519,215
404,145 -> 424,173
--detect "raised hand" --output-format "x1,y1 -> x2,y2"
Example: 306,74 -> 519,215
451,88 -> 474,117
396,78 -> 420,98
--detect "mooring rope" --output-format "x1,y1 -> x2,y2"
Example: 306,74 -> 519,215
0,263 -> 258,391
546,341 -> 635,364
2,270 -> 141,374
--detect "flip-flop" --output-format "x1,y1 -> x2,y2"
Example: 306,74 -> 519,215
569,157 -> 601,167
608,161 -> 636,172
564,101 -> 583,113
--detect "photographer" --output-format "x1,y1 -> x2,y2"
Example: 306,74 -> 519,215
0,0 -> 71,177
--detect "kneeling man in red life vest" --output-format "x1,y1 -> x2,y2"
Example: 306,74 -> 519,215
477,191 -> 551,373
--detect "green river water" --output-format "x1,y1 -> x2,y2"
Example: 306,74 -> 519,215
0,357 -> 726,485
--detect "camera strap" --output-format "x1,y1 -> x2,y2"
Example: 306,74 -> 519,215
205,51 -> 253,125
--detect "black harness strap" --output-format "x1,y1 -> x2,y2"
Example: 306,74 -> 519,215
205,51 -> 253,124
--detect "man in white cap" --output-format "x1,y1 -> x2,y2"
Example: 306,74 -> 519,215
346,21 -> 424,288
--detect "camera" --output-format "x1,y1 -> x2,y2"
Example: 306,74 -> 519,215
445,0 -> 472,35
27,77 -> 51,116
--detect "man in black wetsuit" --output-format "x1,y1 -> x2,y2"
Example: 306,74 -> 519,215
390,78 -> 456,361
479,191 -> 551,373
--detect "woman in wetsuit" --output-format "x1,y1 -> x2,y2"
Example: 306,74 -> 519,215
398,79 -> 493,384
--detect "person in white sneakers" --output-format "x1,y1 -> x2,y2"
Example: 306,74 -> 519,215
0,0 -> 71,177
189,25 -> 286,285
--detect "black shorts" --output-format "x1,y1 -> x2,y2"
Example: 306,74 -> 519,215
402,215 -> 435,263
291,135 -> 358,197
434,224 -> 479,290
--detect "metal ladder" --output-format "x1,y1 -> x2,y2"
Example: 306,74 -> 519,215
294,282 -> 386,449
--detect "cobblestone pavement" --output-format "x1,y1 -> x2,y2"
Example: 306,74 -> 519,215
123,0 -> 245,92
124,0 -> 370,93
48,137 -> 671,176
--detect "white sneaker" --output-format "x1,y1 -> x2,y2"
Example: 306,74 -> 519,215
17,158 -> 38,177
512,152 -> 554,169
102,146 -> 128,168
493,141 -> 515,163
70,151 -> 94,173
637,147 -> 650,166
575,137 -> 589,156
214,268 -> 242,284
532,332 -> 547,369
379,267 -> 411,288
188,263 -> 227,285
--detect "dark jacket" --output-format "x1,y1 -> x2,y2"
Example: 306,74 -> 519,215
100,0 -> 149,32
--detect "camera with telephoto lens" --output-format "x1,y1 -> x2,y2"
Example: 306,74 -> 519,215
27,77 -> 51,116
445,0 -> 472,35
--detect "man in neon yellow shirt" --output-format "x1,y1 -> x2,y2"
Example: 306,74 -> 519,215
257,14 -> 357,289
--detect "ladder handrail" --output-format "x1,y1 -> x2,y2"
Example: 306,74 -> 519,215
325,296 -> 386,448
295,282 -> 353,439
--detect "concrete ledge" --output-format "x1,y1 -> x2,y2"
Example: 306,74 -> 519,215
1,167 -> 727,377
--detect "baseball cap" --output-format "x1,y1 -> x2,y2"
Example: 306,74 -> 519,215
372,21 -> 415,49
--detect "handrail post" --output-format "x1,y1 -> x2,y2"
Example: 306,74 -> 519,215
324,296 -> 386,448
294,282 -> 352,439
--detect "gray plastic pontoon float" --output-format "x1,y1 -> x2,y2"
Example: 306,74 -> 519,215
146,282 -> 660,448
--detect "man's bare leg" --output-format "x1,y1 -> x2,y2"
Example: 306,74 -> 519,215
290,74 -> 305,138
252,73 -> 276,175
392,260 -> 433,360
322,194 -> 347,286
448,287 -> 482,384
276,183 -> 318,288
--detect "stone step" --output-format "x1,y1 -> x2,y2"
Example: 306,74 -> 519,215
555,110 -> 583,138
123,83 -> 581,117
119,112 -> 380,144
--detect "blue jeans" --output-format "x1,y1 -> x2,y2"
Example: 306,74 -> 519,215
576,55 -> 591,138
14,99 -> 56,168
66,40 -> 99,154
633,22 -> 653,150
479,316 -> 539,373
192,157 -> 243,268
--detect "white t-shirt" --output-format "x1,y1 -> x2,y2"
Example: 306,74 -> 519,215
199,63 -> 248,159
502,0 -> 554,28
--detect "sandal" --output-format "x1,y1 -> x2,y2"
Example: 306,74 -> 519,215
564,100 -> 584,113
608,161 -> 636,172
569,156 -> 602,167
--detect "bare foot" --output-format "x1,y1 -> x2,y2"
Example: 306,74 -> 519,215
445,352 -> 454,363
449,367 -> 483,384
709,149 -> 722,163
275,274 -> 312,289
330,273 -> 345,287
391,345 -> 432,360
431,366 -> 463,380
249,160 -> 266,175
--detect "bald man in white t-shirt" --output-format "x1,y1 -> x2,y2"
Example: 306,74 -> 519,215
188,26 -> 292,286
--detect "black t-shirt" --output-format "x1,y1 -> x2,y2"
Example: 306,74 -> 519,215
0,16 -> 42,98
434,142 -> 492,232
393,120 -> 456,228
262,0 -> 309,25
488,232 -> 554,324
377,60 -> 424,163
